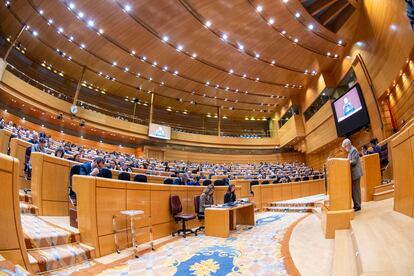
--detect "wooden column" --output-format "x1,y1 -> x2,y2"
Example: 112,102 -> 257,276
217,106 -> 221,136
72,66 -> 86,106
149,93 -> 155,124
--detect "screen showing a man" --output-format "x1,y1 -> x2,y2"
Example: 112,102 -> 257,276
334,87 -> 363,122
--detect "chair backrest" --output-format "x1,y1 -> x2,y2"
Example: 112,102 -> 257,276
202,179 -> 212,186
261,180 -> 269,185
194,195 -> 201,215
170,194 -> 182,216
312,175 -> 319,180
303,176 -> 309,181
118,172 -> 131,181
100,168 -> 112,179
70,165 -> 81,177
214,179 -> 225,186
164,178 -> 173,184
250,180 -> 259,186
272,179 -> 279,184
134,174 -> 148,182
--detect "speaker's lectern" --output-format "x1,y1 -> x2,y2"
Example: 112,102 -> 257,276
321,158 -> 355,239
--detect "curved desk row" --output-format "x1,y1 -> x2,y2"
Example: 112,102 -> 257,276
252,179 -> 325,210
72,176 -> 241,257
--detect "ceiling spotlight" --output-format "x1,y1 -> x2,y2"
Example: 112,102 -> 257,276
58,27 -> 64,33
327,52 -> 331,56
69,2 -> 75,9
312,70 -> 317,75
80,43 -> 85,49
112,61 -> 117,66
229,69 -> 234,74
255,53 -> 260,58
222,33 -> 228,41
78,11 -> 84,18
149,77 -> 152,81
173,70 -> 179,75
131,50 -> 136,55
163,65 -> 168,71
39,10 -> 44,15
338,40 -> 343,45
99,29 -> 104,34
238,43 -> 244,50
242,73 -> 247,78
48,18 -> 53,24
69,36 -> 74,41
87,20 -> 95,27
177,44 -> 184,51
32,30 -> 38,36
293,38 -> 299,43
308,24 -> 314,30
124,67 -> 129,72
124,5 -> 131,12
142,56 -> 147,60
295,12 -> 301,18
206,81 -> 210,85
162,35 -> 169,42
334,54 -> 339,58
256,77 -> 260,81
192,53 -> 197,58
256,5 -> 263,12
305,69 -> 308,74
283,0 -> 288,3
152,61 -> 157,66
271,60 -> 276,64
281,30 -> 287,35
268,18 -> 275,25
205,20 -> 212,27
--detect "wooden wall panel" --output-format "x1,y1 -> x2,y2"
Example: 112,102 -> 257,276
0,154 -> 30,270
0,129 -> 12,154
9,138 -> 31,188
279,115 -> 305,147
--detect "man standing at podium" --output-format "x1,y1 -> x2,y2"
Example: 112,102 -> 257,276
342,138 -> 362,211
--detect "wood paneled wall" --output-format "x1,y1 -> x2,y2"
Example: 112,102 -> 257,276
0,153 -> 30,270
278,115 -> 305,147
390,120 -> 414,218
72,176 -> 241,257
0,128 -> 12,154
252,179 -> 325,211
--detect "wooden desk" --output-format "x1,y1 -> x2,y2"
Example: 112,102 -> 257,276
205,203 -> 255,238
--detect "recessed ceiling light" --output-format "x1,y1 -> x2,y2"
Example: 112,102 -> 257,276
162,35 -> 169,42
78,11 -> 84,18
69,3 -> 75,9
80,43 -> 85,49
124,5 -> 131,12
222,33 -> 228,40
229,69 -> 234,74
39,10 -> 44,15
131,50 -> 136,55
192,53 -> 197,58
242,74 -> 247,78
295,12 -> 301,18
98,29 -> 104,34
48,18 -> 53,24
338,40 -> 343,45
255,53 -> 260,58
268,18 -> 275,25
163,65 -> 168,71
308,24 -> 314,30
58,27 -> 64,33
293,38 -> 299,43
256,5 -> 263,12
87,20 -> 94,27
238,43 -> 244,50
271,60 -> 275,64
177,44 -> 184,51
205,21 -> 212,27
32,30 -> 38,36
281,30 -> 287,35
112,61 -> 117,66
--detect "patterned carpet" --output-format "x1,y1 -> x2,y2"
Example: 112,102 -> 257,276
66,212 -> 306,275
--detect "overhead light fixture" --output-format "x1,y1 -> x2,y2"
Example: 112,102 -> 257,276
238,43 -> 244,50
229,69 -> 234,74
58,27 -> 64,33
192,53 -> 197,58
295,12 -> 301,18
69,3 -> 75,9
124,5 -> 131,12
162,35 -> 169,42
205,21 -> 212,27
256,5 -> 263,12
32,30 -> 38,36
268,18 -> 275,25
39,10 -> 44,15
87,20 -> 95,27
308,24 -> 314,30
255,53 -> 260,58
78,11 -> 84,18
177,44 -> 184,51
222,33 -> 228,40
112,61 -> 117,66
293,38 -> 299,43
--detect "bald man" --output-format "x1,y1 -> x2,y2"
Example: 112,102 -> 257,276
342,138 -> 363,211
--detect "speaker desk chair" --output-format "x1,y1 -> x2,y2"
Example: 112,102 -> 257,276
169,194 -> 196,238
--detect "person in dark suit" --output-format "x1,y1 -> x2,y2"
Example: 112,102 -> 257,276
224,184 -> 236,204
80,157 -> 105,176
342,138 -> 363,211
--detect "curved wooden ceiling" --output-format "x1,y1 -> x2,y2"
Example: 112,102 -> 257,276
0,0 -> 352,118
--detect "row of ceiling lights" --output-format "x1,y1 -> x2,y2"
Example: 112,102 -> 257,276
251,2 -> 341,58
117,0 -> 317,76
24,2 -> 290,109
59,0 -> 301,89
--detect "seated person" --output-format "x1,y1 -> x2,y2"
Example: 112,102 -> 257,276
199,184 -> 215,214
54,146 -> 65,158
69,153 -> 81,162
187,176 -> 200,186
224,184 -> 236,204
28,132 -> 39,144
80,157 -> 105,176
368,138 -> 381,154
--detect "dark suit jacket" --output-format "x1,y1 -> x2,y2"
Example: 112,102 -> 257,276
79,162 -> 93,176
224,192 -> 236,204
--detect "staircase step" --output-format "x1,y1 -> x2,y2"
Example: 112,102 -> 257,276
332,230 -> 358,276
373,183 -> 394,194
28,243 -> 94,274
19,202 -> 38,215
266,206 -> 314,213
373,190 -> 394,201
19,191 -> 33,204
21,215 -> 80,249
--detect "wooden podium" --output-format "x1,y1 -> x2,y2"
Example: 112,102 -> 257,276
321,158 -> 355,239
360,153 -> 381,202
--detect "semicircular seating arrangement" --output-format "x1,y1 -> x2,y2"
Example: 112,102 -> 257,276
0,0 -> 414,275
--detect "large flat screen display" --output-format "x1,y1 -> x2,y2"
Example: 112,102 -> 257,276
148,123 -> 171,140
332,83 -> 370,137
